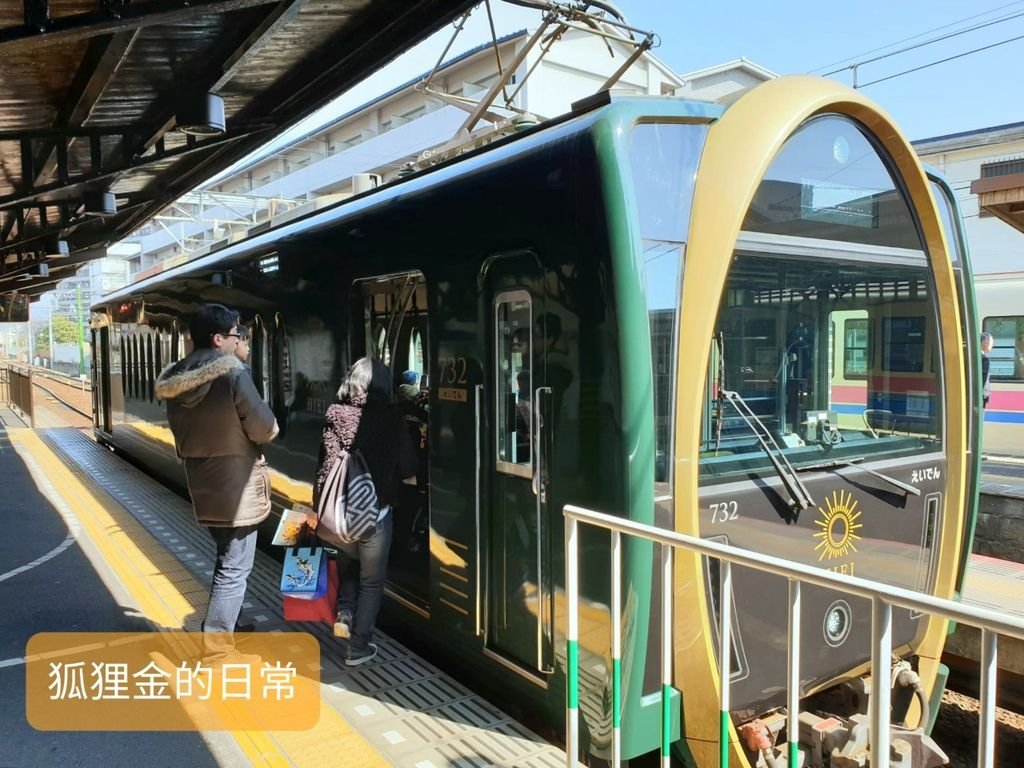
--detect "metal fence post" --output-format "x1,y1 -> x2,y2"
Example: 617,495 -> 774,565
565,514 -> 580,768
871,596 -> 892,768
611,531 -> 622,767
718,561 -> 732,767
978,628 -> 997,766
661,544 -> 673,768
788,579 -> 801,767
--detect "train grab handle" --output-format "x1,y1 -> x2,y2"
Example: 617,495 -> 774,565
534,386 -> 553,673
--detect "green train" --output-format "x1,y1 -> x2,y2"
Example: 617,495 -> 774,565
92,76 -> 978,766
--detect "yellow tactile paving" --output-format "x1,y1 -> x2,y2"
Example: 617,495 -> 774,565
10,428 -> 388,768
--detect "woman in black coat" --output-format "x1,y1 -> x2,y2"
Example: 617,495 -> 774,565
314,357 -> 416,666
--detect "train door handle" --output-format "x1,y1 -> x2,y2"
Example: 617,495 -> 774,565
533,386 -> 553,673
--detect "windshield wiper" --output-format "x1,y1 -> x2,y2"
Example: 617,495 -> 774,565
721,390 -> 815,511
795,456 -> 921,497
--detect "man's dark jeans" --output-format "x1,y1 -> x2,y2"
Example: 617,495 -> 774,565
334,511 -> 393,652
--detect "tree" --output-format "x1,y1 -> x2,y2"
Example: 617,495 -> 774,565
35,314 -> 81,353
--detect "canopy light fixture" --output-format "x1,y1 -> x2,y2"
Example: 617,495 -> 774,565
211,270 -> 232,287
175,92 -> 226,137
43,237 -> 69,258
83,190 -> 117,217
16,263 -> 49,280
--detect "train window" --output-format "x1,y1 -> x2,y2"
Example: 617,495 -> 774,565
930,180 -> 964,266
374,325 -> 390,367
352,271 -> 428,380
842,317 -> 870,379
154,332 -> 163,400
495,292 -> 532,476
119,335 -> 127,395
409,328 -> 424,375
981,316 -> 1024,381
629,122 -> 708,245
700,114 -> 944,483
630,122 -> 707,487
251,315 -> 272,401
882,316 -> 925,373
146,334 -> 155,401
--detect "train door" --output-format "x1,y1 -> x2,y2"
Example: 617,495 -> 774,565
350,272 -> 431,613
483,253 -> 554,676
92,326 -> 111,432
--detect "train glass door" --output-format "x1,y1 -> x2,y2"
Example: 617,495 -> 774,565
93,326 -> 111,432
351,272 -> 431,613
484,255 -> 554,676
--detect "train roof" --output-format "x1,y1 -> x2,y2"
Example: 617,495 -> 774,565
96,94 -> 724,309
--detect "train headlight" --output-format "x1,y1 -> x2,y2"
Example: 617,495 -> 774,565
823,600 -> 852,647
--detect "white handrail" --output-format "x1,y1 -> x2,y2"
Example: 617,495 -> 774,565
563,503 -> 1024,768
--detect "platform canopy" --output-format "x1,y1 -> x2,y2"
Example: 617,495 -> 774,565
971,172 -> 1024,236
0,0 -> 476,298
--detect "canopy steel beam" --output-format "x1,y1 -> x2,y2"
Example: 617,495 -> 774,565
0,127 -> 267,213
1,0 -> 280,52
31,30 -> 140,189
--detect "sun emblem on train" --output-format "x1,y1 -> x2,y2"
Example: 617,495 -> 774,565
813,490 -> 864,561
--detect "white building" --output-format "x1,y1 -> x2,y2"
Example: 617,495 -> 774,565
120,28 -> 774,281
913,122 -> 1024,275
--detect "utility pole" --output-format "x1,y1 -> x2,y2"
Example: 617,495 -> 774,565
48,308 -> 54,370
76,285 -> 86,377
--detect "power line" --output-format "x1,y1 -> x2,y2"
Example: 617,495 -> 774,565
822,9 -> 1024,77
855,31 -> 1024,88
809,0 -> 1024,72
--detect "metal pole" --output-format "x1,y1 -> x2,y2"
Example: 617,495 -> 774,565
611,531 -> 622,767
661,544 -> 672,768
718,561 -> 732,767
565,514 -> 579,768
788,580 -> 801,767
870,596 -> 892,768
978,628 -> 997,767
76,285 -> 85,377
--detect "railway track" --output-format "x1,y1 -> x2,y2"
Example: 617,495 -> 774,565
21,367 -> 93,427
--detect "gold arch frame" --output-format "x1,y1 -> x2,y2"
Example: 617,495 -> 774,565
672,75 -> 966,765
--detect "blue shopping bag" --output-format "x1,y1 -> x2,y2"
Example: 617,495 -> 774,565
279,546 -> 328,600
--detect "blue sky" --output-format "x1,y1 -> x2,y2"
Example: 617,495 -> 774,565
216,0 -> 1022,178
621,0 -> 1021,140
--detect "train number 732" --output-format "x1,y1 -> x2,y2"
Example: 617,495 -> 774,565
438,356 -> 468,385
709,500 -> 739,524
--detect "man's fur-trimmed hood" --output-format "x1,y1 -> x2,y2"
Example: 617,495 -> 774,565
155,348 -> 242,406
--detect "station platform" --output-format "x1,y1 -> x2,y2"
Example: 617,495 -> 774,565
0,415 -> 566,768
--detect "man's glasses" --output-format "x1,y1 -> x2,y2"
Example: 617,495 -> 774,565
222,332 -> 248,341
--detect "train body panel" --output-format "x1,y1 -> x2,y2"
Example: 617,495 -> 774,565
976,272 -> 1024,456
91,78 -> 974,767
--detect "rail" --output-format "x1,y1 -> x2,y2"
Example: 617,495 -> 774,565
563,504 -> 1024,768
24,363 -> 91,393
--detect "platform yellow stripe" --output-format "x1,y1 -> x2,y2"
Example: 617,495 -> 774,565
11,429 -> 387,768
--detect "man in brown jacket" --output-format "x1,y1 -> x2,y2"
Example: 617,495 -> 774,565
155,304 -> 279,657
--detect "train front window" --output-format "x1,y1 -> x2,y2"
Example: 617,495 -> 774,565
700,115 -> 944,482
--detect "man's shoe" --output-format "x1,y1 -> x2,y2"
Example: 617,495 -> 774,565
234,621 -> 256,633
202,648 -> 263,668
333,611 -> 352,639
344,643 -> 377,667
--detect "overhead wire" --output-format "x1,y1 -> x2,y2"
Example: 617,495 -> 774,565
855,31 -> 1024,88
808,0 -> 1024,73
821,9 -> 1024,77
